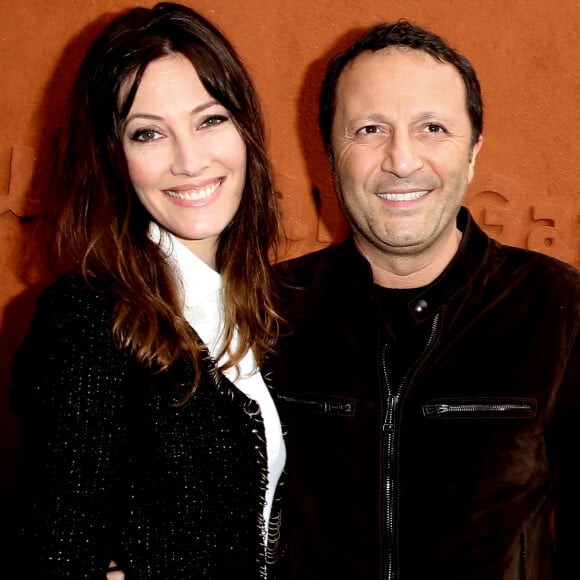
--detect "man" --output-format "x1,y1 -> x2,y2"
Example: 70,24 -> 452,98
272,20 -> 580,579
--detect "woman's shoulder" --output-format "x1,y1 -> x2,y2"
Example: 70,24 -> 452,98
22,274 -> 119,352
35,273 -> 115,319
41,273 -> 113,302
11,274 -> 141,410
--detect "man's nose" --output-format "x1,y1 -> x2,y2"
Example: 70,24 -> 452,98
380,131 -> 423,177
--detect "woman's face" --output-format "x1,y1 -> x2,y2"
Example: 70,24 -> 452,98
122,53 -> 247,267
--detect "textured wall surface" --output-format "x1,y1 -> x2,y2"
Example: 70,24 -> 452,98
1,0 -> 579,525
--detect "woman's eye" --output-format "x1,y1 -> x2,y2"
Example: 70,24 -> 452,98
200,114 -> 229,129
130,128 -> 161,142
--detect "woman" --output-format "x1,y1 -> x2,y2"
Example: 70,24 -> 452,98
11,3 -> 285,578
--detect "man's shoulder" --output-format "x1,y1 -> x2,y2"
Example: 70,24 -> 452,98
276,240 -> 359,282
487,241 -> 580,310
493,240 -> 580,284
280,243 -> 344,266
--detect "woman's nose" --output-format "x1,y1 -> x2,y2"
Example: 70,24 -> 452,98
170,134 -> 209,176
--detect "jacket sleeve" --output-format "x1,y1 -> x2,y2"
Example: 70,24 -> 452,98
11,281 -> 134,579
552,326 -> 580,579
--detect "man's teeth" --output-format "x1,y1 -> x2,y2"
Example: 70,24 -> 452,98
166,179 -> 222,200
378,190 -> 428,201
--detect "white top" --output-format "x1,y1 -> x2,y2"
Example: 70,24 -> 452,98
150,225 -> 286,535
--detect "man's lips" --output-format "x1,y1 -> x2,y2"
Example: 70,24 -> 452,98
377,189 -> 430,201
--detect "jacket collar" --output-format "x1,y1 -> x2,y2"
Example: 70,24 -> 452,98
336,207 -> 491,323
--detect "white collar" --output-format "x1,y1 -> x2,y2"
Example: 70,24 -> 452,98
149,223 -> 226,356
149,223 -> 221,306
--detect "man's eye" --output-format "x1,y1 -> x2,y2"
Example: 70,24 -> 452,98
426,123 -> 445,133
131,128 -> 160,142
357,125 -> 380,135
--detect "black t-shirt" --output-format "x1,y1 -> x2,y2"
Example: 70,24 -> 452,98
374,285 -> 433,392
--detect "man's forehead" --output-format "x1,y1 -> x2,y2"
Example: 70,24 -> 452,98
336,48 -> 467,108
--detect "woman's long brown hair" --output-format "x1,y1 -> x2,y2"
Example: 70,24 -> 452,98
49,2 -> 283,402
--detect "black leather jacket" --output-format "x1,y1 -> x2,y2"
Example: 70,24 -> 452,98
270,207 -> 580,579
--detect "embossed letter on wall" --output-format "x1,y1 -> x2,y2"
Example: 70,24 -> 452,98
466,173 -> 579,268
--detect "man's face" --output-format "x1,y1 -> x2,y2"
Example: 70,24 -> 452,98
331,47 -> 481,262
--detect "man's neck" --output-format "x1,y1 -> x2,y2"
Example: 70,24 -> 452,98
357,227 -> 462,290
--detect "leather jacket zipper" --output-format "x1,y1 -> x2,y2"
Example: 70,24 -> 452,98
519,531 -> 527,580
422,401 -> 536,418
380,313 -> 440,580
275,394 -> 354,415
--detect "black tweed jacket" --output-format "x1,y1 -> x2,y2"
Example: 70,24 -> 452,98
11,275 -> 282,579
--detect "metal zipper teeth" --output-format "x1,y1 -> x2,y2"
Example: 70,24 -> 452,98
381,313 -> 440,580
423,402 -> 534,416
276,394 -> 353,414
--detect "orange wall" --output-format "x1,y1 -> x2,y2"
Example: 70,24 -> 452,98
1,0 -> 579,514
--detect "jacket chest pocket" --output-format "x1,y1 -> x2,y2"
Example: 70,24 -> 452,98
422,397 -> 537,420
419,397 -> 543,491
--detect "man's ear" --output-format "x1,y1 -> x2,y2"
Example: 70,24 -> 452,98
468,135 -> 483,183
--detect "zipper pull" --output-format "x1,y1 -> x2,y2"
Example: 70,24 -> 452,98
423,403 -> 449,416
383,395 -> 399,432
